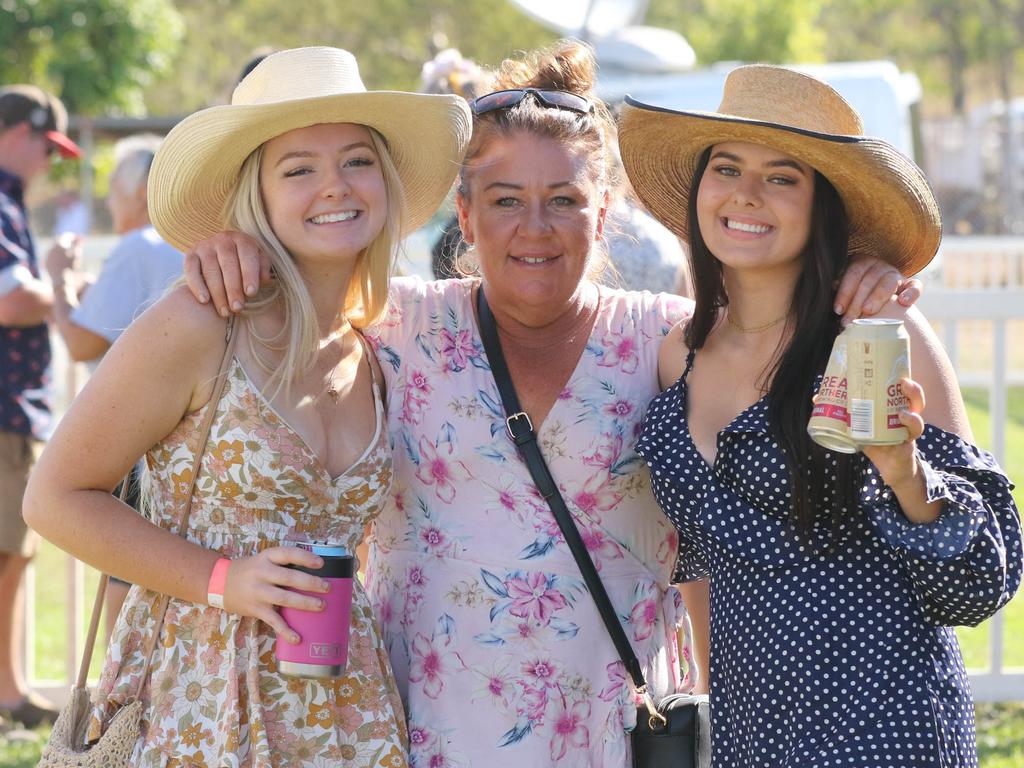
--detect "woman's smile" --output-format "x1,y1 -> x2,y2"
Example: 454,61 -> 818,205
456,131 -> 607,317
720,215 -> 774,237
307,210 -> 361,225
511,252 -> 561,266
696,141 -> 814,273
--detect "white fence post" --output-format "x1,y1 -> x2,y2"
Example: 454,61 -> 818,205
917,288 -> 1023,703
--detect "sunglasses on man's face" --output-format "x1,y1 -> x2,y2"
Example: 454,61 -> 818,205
470,88 -> 593,117
31,131 -> 57,158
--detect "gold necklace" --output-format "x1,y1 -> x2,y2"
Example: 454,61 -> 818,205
726,309 -> 789,333
321,327 -> 355,403
324,358 -> 345,402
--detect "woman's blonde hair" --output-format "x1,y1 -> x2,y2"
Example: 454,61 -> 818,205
222,126 -> 403,395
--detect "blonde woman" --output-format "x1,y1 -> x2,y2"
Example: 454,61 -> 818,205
24,47 -> 470,766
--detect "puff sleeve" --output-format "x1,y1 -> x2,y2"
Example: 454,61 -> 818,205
861,425 -> 1022,627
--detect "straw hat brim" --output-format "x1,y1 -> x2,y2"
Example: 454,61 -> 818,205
149,91 -> 471,252
618,97 -> 941,276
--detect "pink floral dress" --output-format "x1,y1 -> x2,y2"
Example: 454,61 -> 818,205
364,277 -> 694,768
89,353 -> 408,768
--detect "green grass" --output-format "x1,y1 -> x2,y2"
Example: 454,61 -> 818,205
0,726 -> 50,768
30,547 -> 103,682
957,387 -> 1024,670
977,703 -> 1024,768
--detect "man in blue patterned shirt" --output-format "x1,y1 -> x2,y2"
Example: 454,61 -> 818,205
0,85 -> 80,727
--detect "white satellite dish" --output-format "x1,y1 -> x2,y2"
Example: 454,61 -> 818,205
594,26 -> 696,73
507,0 -> 649,38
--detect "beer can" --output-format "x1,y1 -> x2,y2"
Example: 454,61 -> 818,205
808,332 -> 857,453
845,319 -> 910,445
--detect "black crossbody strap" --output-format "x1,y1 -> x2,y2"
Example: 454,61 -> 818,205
476,286 -> 650,694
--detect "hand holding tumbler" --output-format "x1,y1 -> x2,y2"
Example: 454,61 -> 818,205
276,542 -> 355,678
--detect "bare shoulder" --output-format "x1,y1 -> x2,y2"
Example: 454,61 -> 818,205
137,284 -> 229,340
101,285 -> 232,411
658,321 -> 692,390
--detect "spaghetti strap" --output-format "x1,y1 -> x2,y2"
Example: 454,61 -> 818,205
681,347 -> 697,383
355,331 -> 384,415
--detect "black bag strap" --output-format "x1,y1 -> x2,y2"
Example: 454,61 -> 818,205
476,287 -> 663,719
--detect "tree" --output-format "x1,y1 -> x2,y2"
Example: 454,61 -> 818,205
0,0 -> 184,115
646,0 -> 826,65
140,0 -> 558,115
819,0 -> 1024,114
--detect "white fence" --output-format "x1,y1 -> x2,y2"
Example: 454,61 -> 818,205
916,289 -> 1024,702
23,237 -> 1024,706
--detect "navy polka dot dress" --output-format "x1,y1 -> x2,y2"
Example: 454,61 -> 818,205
636,350 -> 1023,768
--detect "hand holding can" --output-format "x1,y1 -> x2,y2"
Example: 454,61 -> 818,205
859,375 -> 927,486
846,319 -> 911,446
809,319 -> 913,454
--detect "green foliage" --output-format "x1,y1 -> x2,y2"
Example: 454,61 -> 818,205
141,0 -> 558,115
646,0 -> 826,64
644,0 -> 1024,113
0,0 -> 184,115
818,0 -> 1024,112
3,0 -> 1024,121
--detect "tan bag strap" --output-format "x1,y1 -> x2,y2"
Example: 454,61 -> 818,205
74,317 -> 239,693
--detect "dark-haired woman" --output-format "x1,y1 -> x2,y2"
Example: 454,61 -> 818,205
622,66 -> 1022,767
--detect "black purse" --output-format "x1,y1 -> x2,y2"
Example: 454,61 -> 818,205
475,287 -> 710,768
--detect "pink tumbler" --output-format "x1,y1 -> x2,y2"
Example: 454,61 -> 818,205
276,542 -> 354,678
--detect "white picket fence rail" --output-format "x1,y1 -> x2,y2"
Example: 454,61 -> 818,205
22,238 -> 1024,706
916,289 -> 1024,702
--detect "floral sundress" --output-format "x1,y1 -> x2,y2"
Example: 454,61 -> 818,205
364,277 -> 694,767
89,352 -> 408,768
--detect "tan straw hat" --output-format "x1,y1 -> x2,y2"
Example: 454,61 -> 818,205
618,65 -> 941,275
149,47 -> 472,252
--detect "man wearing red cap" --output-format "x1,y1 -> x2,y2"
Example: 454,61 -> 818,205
0,84 -> 81,728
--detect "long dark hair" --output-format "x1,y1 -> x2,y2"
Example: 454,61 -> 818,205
684,147 -> 861,543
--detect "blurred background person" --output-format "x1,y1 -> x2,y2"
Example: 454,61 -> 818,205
46,134 -> 180,368
604,174 -> 691,296
420,48 -> 488,280
51,188 -> 90,239
45,133 -> 182,637
237,45 -> 277,85
0,83 -> 80,729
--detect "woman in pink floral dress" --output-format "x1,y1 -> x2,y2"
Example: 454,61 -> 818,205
182,41 -> 916,768
364,276 -> 691,766
25,48 -> 470,766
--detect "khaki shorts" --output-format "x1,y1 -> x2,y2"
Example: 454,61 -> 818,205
0,431 -> 41,557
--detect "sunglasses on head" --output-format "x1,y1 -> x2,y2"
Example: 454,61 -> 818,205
470,88 -> 593,117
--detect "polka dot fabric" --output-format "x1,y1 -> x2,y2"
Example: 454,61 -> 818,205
636,350 -> 1023,767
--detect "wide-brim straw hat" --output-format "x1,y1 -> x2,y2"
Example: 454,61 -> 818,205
149,46 -> 472,252
618,65 -> 941,276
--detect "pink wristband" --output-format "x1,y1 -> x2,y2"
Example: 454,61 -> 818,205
207,558 -> 231,609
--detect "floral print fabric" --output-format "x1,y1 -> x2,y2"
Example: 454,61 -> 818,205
89,356 -> 408,767
364,277 -> 693,767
